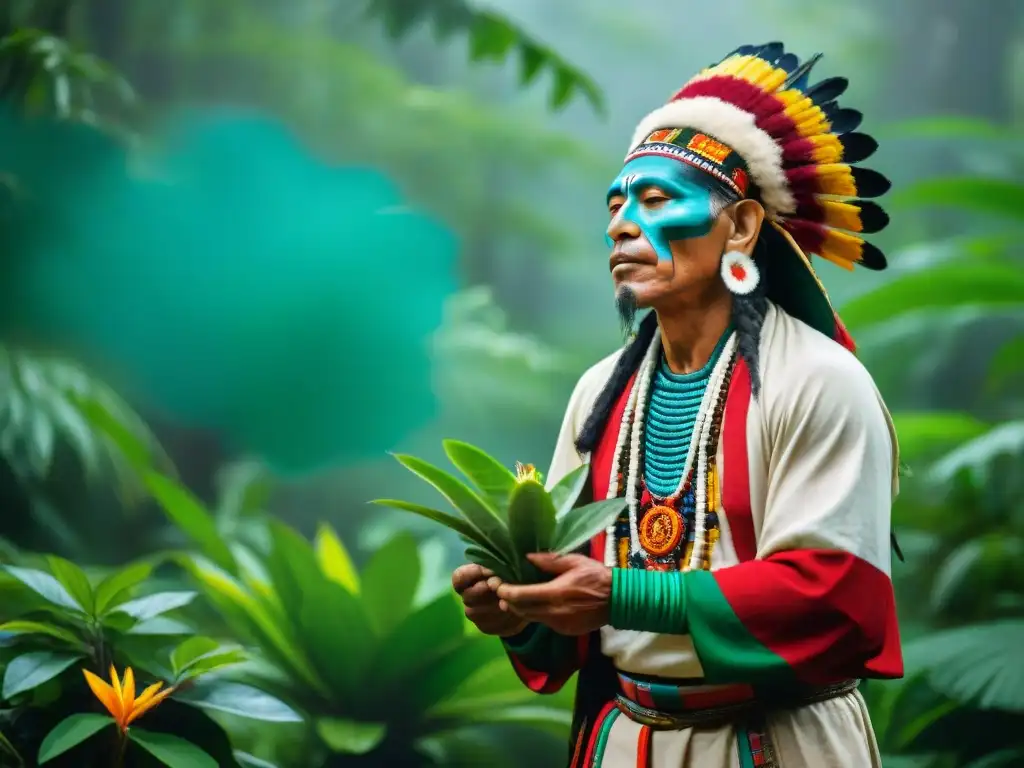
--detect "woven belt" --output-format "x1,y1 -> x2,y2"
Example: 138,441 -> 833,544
615,677 -> 860,730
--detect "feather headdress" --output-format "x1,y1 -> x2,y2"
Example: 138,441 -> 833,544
626,42 -> 891,350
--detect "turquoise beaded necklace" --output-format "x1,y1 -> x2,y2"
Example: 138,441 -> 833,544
642,329 -> 732,498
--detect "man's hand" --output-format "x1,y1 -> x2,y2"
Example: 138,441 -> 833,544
452,563 -> 528,638
495,553 -> 612,636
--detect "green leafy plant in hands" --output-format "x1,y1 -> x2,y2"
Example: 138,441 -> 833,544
372,440 -> 625,584
0,551 -> 298,767
145,472 -> 575,767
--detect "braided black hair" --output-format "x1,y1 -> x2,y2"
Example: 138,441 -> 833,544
575,310 -> 657,454
730,236 -> 770,398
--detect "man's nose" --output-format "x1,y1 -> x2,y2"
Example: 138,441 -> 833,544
607,210 -> 642,243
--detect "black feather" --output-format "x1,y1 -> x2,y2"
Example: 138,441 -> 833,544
806,76 -> 848,105
784,52 -> 823,90
776,52 -> 799,74
829,108 -> 863,135
851,167 -> 891,198
857,241 -> 887,271
838,132 -> 878,163
852,200 -> 889,234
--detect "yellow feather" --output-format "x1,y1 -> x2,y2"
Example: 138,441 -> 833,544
617,536 -> 629,568
810,135 -> 845,164
817,200 -> 864,232
814,164 -> 858,197
822,228 -> 867,263
759,67 -> 791,92
776,89 -> 805,107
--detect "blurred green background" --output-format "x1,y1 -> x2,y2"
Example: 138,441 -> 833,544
0,0 -> 1022,766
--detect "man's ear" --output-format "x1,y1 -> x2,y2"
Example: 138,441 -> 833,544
725,199 -> 765,255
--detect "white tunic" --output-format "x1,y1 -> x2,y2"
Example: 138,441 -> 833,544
544,304 -> 900,767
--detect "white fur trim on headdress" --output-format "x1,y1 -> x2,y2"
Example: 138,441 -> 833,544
626,97 -> 796,216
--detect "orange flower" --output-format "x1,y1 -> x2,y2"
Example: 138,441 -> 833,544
83,666 -> 175,732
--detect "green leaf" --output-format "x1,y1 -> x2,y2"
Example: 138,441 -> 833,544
550,66 -> 576,110
881,116 -> 1021,142
891,412 -> 991,464
443,439 -> 516,512
549,465 -> 589,519
463,546 -> 516,583
177,681 -> 302,723
375,591 -> 466,687
892,177 -> 1024,221
129,728 -> 218,768
114,591 -> 197,621
266,523 -> 375,693
144,472 -> 236,573
3,566 -> 83,612
519,43 -> 546,84
37,713 -> 114,764
93,561 -> 154,616
986,334 -> 1024,394
314,524 -> 360,594
840,263 -> 1024,330
508,479 -> 557,559
46,557 -> 94,616
468,14 -> 518,61
391,454 -> 515,559
361,533 -> 421,636
2,651 -> 83,699
930,421 -> 1024,484
234,752 -> 280,768
411,635 -> 505,712
316,718 -> 386,755
0,620 -> 84,649
215,460 -> 272,521
127,617 -> 192,636
170,637 -> 219,674
370,499 -> 483,544
906,620 -> 1024,711
963,750 -> 1024,768
552,499 -> 626,555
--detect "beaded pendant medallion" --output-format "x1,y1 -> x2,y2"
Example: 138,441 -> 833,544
604,331 -> 736,573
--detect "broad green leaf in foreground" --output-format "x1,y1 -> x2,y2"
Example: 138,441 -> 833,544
2,651 -> 83,699
508,478 -> 557,576
314,524 -> 360,594
46,557 -> 94,615
0,620 -> 84,649
3,566 -> 83,612
443,439 -> 516,512
906,621 -> 1024,712
177,681 -> 302,723
316,718 -> 386,755
37,713 -> 114,764
129,728 -> 218,768
391,454 -> 514,560
552,499 -> 627,555
550,465 -> 589,519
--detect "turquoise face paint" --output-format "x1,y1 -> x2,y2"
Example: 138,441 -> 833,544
606,156 -> 722,261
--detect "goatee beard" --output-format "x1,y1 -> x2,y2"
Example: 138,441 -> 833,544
615,285 -> 639,341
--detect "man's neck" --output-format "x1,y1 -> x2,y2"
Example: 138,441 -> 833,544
655,293 -> 733,375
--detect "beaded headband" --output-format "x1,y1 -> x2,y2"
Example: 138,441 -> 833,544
624,127 -> 751,201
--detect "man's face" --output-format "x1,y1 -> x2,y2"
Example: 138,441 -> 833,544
606,155 -> 732,310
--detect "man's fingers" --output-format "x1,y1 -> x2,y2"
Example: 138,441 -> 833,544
452,563 -> 489,593
461,580 -> 497,607
526,552 -> 587,574
496,581 -> 560,609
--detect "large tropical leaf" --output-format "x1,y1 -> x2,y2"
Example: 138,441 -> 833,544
552,499 -> 626,555
0,346 -> 167,495
362,0 -> 603,113
840,264 -> 1024,330
891,412 -> 991,465
929,421 -> 1024,484
905,621 -> 1024,712
891,177 -> 1024,221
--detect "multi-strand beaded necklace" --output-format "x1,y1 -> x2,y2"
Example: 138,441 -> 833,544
603,330 -> 737,572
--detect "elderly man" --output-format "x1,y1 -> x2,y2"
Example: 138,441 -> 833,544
453,42 -> 902,767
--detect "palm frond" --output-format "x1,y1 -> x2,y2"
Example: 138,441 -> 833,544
0,344 -> 170,498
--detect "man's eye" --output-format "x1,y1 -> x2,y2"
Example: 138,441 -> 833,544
608,203 -> 623,216
643,194 -> 670,205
